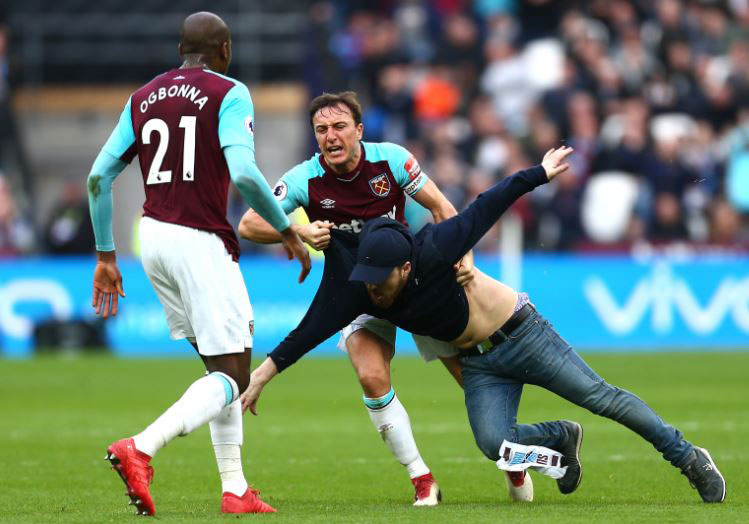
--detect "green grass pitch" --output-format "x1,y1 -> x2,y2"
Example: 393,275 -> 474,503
1,352 -> 747,523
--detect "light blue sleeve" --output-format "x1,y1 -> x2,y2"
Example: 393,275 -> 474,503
87,150 -> 128,251
218,83 -> 255,151
224,145 -> 290,232
383,143 -> 428,196
102,97 -> 136,161
271,161 -> 312,214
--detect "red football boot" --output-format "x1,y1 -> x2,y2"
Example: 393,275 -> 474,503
411,472 -> 441,506
105,438 -> 155,516
221,488 -> 277,514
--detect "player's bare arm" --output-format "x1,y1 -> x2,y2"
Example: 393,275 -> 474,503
237,205 -> 311,281
238,208 -> 284,243
239,208 -> 333,250
411,178 -> 475,286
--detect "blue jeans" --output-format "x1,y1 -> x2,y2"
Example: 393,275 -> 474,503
460,307 -> 694,469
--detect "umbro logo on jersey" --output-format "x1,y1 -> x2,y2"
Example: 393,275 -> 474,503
368,173 -> 391,197
173,75 -> 186,80
320,198 -> 336,209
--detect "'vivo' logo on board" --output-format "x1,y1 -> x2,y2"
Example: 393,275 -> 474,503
584,262 -> 749,336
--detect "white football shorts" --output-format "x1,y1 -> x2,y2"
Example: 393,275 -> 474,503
338,313 -> 460,362
139,216 -> 253,356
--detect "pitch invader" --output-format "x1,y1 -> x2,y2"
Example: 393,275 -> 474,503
87,12 -> 309,516
239,92 -> 532,503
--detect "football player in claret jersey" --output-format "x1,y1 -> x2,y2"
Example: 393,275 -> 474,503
239,92 -> 532,503
87,12 -> 309,516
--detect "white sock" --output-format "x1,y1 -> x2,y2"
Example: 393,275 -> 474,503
364,389 -> 430,479
210,399 -> 249,496
133,372 -> 238,457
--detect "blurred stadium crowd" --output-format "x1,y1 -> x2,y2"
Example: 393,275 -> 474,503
305,0 -> 749,253
2,0 -> 749,256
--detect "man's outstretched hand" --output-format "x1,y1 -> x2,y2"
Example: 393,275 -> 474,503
241,357 -> 279,415
541,146 -> 574,181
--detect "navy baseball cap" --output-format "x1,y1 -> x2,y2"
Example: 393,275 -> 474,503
349,227 -> 412,284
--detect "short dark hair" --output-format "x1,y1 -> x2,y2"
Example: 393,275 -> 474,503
308,91 -> 363,127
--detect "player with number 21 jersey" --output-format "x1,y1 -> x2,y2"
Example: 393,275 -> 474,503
104,66 -> 258,260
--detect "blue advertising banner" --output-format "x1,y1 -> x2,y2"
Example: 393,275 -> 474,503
1,254 -> 748,357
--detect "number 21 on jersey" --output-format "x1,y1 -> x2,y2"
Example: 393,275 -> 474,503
143,116 -> 196,185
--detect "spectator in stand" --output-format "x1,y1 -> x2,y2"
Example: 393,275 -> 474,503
692,3 -> 730,58
43,178 -> 95,254
413,63 -> 461,125
642,134 -> 696,199
726,38 -> 749,100
435,13 -> 483,93
481,35 -> 535,136
428,149 -> 467,211
649,192 -> 690,244
595,96 -> 653,175
467,94 -> 509,176
371,62 -> 417,144
612,24 -> 658,94
662,38 -> 708,117
707,199 -> 746,249
0,173 -> 34,256
649,0 -> 693,55
565,91 -> 600,179
0,5 -> 33,194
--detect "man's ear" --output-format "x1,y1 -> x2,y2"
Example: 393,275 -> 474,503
402,261 -> 412,276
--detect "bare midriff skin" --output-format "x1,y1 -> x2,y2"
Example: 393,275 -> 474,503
450,267 -> 518,349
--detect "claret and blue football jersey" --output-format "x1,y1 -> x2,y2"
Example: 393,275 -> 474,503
102,67 -> 258,259
272,141 -> 429,233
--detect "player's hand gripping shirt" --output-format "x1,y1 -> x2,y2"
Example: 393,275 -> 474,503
271,142 -> 428,232
97,67 -> 277,259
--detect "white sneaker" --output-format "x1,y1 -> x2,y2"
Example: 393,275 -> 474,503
412,473 -> 441,506
505,471 -> 533,502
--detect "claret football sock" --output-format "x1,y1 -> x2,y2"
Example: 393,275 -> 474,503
133,372 -> 238,457
364,389 -> 430,479
210,399 -> 249,496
